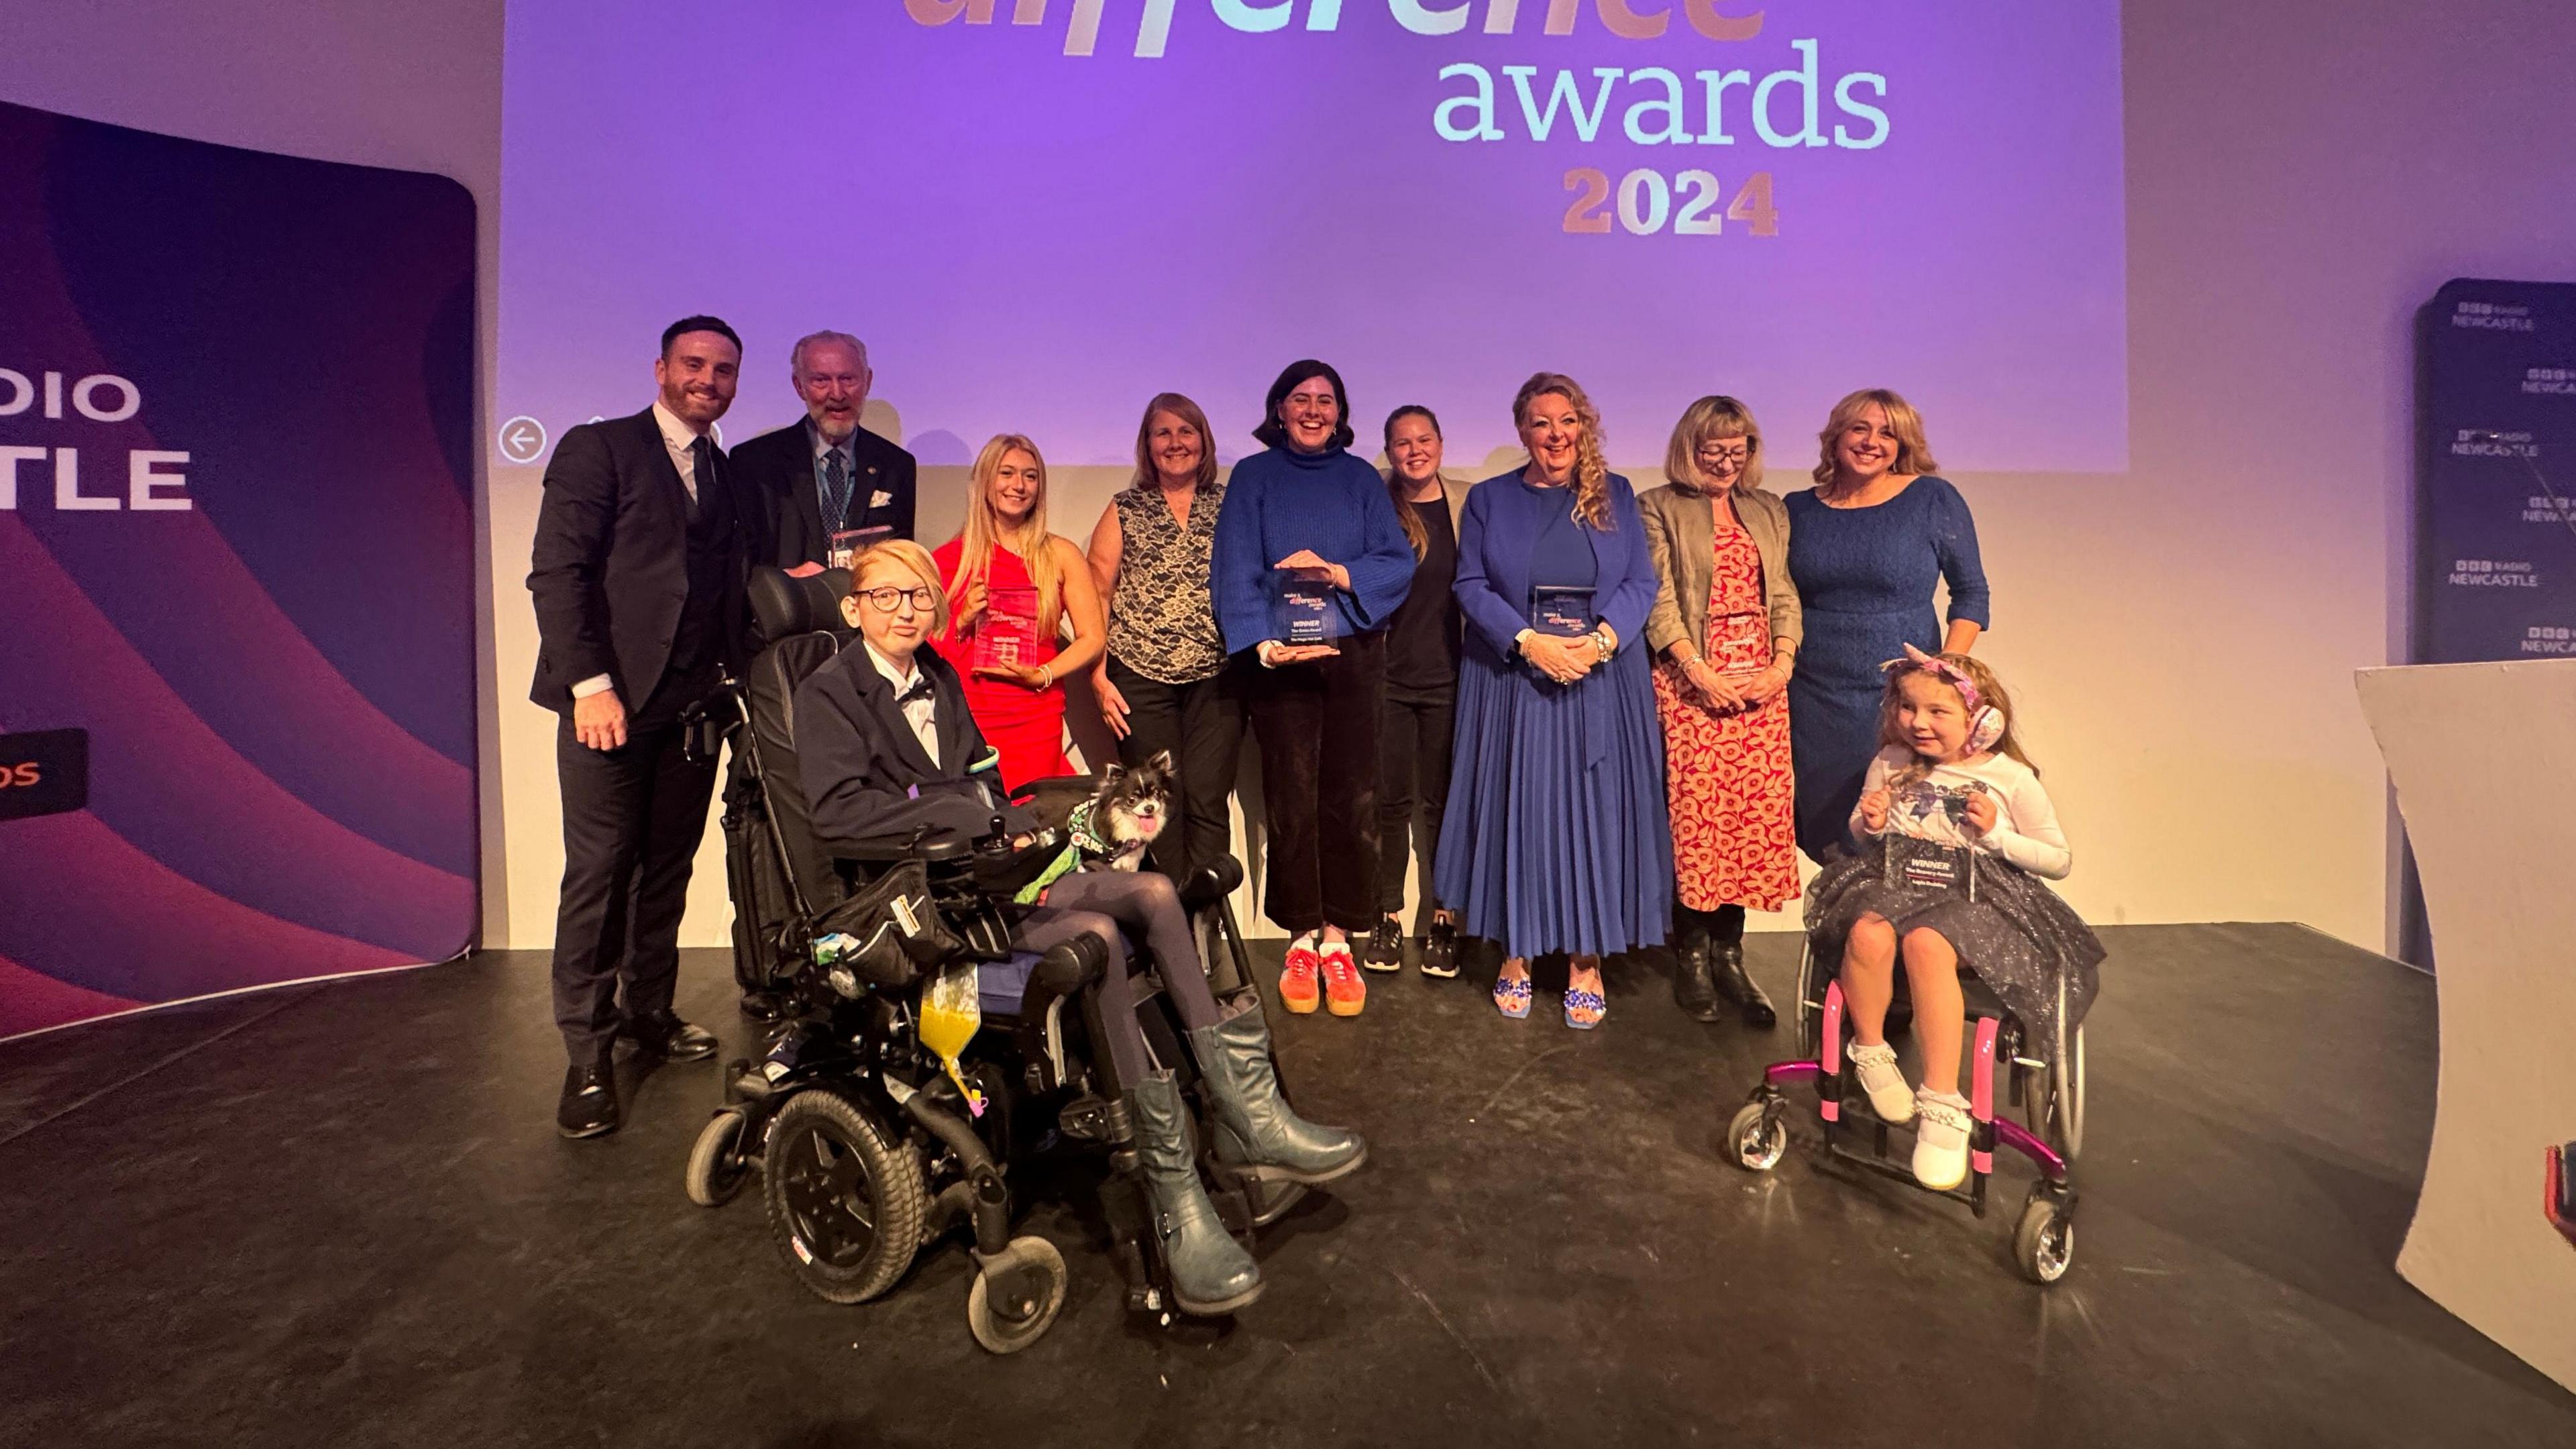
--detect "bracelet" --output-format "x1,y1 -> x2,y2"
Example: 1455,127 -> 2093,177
1038,665 -> 1055,690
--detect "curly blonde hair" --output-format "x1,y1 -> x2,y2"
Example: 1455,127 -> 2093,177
1813,388 -> 1939,489
1513,372 -> 1611,530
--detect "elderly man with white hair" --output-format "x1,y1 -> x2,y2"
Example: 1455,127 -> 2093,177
733,329 -> 919,572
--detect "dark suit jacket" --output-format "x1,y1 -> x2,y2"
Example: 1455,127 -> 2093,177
794,640 -> 1037,856
526,407 -> 748,713
733,417 -> 919,569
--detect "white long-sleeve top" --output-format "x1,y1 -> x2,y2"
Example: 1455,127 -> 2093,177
1849,746 -> 2072,880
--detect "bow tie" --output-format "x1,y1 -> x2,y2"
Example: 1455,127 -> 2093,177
896,677 -> 936,706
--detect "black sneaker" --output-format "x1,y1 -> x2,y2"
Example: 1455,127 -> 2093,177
1360,917 -> 1405,973
1419,919 -> 1460,979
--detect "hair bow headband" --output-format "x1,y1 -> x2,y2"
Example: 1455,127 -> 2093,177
1882,643 -> 1982,712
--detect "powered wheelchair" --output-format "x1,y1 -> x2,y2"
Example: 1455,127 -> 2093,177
1723,843 -> 2087,1285
678,567 -> 1311,1352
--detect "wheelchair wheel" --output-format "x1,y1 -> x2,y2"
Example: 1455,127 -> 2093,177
966,1235 -> 1069,1354
1793,944 -> 1823,1059
1725,1100 -> 1788,1173
2013,1192 -> 2076,1284
762,1091 -> 926,1304
684,1106 -> 753,1208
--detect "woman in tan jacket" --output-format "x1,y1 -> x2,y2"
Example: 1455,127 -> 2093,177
1638,396 -> 1801,1028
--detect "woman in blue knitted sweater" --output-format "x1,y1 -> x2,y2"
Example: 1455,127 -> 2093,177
1212,360 -> 1416,1018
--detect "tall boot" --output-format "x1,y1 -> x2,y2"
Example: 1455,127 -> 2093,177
1710,938 -> 1778,1030
1127,1071 -> 1264,1317
1671,905 -> 1721,1022
1189,996 -> 1367,1184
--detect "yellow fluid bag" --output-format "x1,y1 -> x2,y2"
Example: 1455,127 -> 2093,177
918,960 -> 986,1118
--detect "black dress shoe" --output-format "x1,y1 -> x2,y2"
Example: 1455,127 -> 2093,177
738,989 -> 791,1023
623,1010 -> 718,1061
1709,943 -> 1777,1030
557,1059 -> 620,1138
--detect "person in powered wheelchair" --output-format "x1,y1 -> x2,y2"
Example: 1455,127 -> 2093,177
1728,647 -> 2101,1283
795,539 -> 1366,1322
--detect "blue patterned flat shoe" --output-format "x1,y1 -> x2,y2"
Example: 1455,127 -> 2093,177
1493,975 -> 1534,1020
1563,987 -> 1607,1030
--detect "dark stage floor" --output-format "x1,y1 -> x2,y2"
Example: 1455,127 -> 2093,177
3,924 -> 2570,1447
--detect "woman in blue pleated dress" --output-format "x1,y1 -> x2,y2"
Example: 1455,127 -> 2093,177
1785,388 -> 1991,861
1435,373 -> 1672,1029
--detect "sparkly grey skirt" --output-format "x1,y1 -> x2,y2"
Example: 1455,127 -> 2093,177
1805,836 -> 2104,1054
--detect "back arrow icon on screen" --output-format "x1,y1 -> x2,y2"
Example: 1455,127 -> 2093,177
498,416 -> 547,463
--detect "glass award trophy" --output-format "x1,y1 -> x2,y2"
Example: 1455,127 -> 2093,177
1530,585 -> 1595,638
974,584 -> 1041,671
1279,582 -> 1331,645
828,525 -> 894,571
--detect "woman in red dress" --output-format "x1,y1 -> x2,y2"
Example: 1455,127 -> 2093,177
933,434 -> 1108,788
1638,396 -> 1802,1029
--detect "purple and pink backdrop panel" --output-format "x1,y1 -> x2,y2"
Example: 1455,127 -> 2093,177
0,100 -> 478,1038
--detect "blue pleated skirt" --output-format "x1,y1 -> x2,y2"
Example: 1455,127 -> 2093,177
1433,646 -> 1674,960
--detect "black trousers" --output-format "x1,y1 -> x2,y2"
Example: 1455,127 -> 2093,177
1244,632 -> 1384,935
1106,653 -> 1245,887
1375,687 -> 1456,926
549,708 -> 718,1063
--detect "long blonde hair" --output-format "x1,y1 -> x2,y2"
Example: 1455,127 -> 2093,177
1877,651 -> 2034,789
1513,372 -> 1611,530
1664,395 -> 1765,494
1813,388 -> 1939,489
951,433 -> 1065,637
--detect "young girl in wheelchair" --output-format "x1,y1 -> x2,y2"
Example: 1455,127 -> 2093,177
796,539 -> 1365,1318
1806,646 -> 2102,1191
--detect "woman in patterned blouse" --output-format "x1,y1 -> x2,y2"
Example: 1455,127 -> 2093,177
1086,393 -> 1245,886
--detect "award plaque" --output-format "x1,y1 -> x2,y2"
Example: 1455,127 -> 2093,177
1530,585 -> 1595,638
828,525 -> 894,570
1279,582 -> 1331,645
973,584 -> 1040,671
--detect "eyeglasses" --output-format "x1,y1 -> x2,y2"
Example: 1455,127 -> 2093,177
1695,441 -> 1752,464
856,586 -> 938,613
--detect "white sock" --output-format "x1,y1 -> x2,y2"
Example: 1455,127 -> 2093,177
1320,936 -> 1352,956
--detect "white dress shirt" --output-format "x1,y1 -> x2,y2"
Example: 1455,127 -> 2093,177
570,402 -> 716,702
864,640 -> 941,770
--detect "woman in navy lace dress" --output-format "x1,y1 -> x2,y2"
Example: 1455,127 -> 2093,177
1784,389 -> 1990,861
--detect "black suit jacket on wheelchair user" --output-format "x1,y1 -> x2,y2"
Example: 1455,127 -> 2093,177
793,638 -> 1040,858
733,417 -> 919,570
525,407 -> 747,712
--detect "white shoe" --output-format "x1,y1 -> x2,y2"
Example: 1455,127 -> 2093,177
1847,1041 -> 1914,1123
1912,1089 -> 1973,1191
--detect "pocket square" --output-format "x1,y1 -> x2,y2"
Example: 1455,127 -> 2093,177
870,490 -> 894,508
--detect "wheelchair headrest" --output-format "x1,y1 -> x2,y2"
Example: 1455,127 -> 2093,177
749,566 -> 854,648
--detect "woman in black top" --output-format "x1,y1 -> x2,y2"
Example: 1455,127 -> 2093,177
1361,405 -> 1474,979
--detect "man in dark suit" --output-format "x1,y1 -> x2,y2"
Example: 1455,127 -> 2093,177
527,315 -> 747,1138
731,330 -> 918,572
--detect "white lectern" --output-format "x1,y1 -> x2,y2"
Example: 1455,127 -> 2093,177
2357,659 -> 2576,1392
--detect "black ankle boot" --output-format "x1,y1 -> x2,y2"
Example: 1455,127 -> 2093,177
1671,907 -> 1720,1022
1709,941 -> 1776,1029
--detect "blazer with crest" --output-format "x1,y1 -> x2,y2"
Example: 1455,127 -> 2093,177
526,407 -> 746,713
793,639 -> 1039,856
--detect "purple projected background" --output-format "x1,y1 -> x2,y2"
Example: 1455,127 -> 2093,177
0,101 -> 478,1038
498,1 -> 2125,472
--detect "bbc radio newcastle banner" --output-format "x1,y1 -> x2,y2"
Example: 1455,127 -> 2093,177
0,101 -> 478,1038
2418,280 -> 2576,665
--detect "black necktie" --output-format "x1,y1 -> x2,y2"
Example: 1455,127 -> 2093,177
822,449 -> 852,533
688,436 -> 714,504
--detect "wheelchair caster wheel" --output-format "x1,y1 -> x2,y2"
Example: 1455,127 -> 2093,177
1725,1101 -> 1788,1173
685,1106 -> 753,1208
967,1236 -> 1068,1354
2013,1193 -> 2075,1284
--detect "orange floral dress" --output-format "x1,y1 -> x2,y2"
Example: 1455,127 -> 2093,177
1651,518 -> 1798,912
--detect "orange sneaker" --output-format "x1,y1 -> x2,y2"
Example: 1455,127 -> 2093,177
1279,941 -> 1322,1014
1321,947 -> 1366,1018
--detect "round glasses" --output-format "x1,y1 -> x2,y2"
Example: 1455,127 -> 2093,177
856,586 -> 938,613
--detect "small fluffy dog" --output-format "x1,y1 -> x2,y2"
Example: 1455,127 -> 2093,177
1073,751 -> 1173,872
